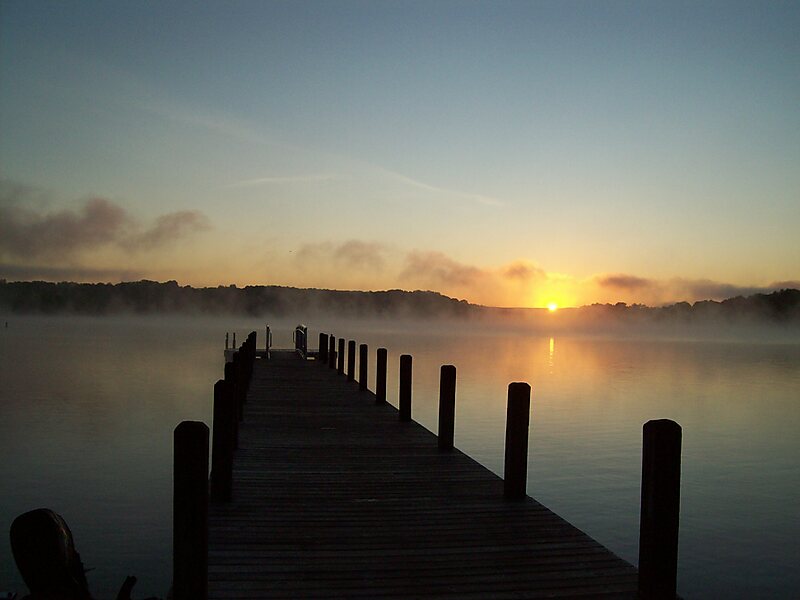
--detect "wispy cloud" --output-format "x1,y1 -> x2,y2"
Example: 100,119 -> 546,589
374,167 -> 504,207
225,174 -> 338,188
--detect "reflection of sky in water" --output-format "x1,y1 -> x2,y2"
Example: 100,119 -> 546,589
1,317 -> 799,598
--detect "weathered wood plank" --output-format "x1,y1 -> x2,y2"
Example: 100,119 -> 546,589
208,351 -> 637,598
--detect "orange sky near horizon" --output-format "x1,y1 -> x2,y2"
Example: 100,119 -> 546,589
1,3 -> 798,308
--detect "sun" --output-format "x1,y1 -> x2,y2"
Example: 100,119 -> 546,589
547,303 -> 558,312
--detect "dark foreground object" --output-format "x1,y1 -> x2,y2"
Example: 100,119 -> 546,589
207,351 -> 638,599
10,508 -> 161,600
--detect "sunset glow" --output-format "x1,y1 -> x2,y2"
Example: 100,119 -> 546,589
548,303 -> 558,312
0,3 -> 797,307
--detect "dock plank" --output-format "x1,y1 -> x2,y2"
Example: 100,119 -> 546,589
208,351 -> 637,598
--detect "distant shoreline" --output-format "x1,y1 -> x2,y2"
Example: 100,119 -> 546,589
1,280 -> 799,334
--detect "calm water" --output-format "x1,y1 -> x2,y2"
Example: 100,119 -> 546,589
1,316 -> 799,598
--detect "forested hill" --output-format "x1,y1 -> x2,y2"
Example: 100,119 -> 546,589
0,280 -> 474,318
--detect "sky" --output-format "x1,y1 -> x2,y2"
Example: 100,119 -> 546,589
1,1 -> 798,308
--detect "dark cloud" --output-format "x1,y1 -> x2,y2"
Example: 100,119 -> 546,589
597,274 -> 654,290
400,251 -> 483,287
503,262 -> 546,281
0,263 -> 143,283
0,198 -> 129,259
0,191 -> 210,260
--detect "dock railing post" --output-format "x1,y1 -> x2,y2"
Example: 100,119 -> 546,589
347,340 -> 356,381
173,421 -> 208,600
438,365 -> 456,451
503,382 -> 531,500
359,344 -> 368,391
638,419 -> 682,600
328,335 -> 336,369
338,338 -> 345,374
319,333 -> 328,364
376,348 -> 387,404
399,354 -> 412,422
210,380 -> 235,502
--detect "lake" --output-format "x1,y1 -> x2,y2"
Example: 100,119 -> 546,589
1,315 -> 799,598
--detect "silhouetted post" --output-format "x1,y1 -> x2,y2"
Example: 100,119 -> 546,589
376,348 -> 387,404
399,354 -> 412,422
638,419 -> 682,600
173,421 -> 208,600
328,335 -> 336,369
438,365 -> 457,451
232,332 -> 236,348
232,352 -> 244,421
210,380 -> 234,502
503,382 -> 531,500
223,362 -> 239,449
359,344 -> 368,391
319,333 -> 328,364
347,340 -> 356,381
225,332 -> 229,350
338,338 -> 345,374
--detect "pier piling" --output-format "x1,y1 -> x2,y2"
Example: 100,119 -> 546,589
503,382 -> 531,500
438,365 -> 457,451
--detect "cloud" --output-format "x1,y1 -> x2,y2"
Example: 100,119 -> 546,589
374,167 -> 503,207
596,274 -> 655,290
334,240 -> 387,270
0,186 -> 210,260
0,263 -> 143,283
503,261 -> 547,281
226,174 -> 337,188
124,210 -> 210,249
591,273 -> 800,305
296,240 -> 389,271
0,197 -> 129,259
400,251 -> 484,287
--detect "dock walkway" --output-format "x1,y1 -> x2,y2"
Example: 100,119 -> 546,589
206,350 -> 637,598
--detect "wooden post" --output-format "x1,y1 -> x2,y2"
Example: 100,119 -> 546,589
210,380 -> 234,502
376,348 -> 387,404
319,333 -> 328,364
638,419 -> 682,599
347,340 -> 356,381
359,344 -> 368,391
503,382 -> 531,500
232,352 -> 244,421
223,362 -> 239,449
438,365 -> 456,451
399,354 -> 412,422
338,338 -> 345,374
328,335 -> 336,369
225,332 -> 229,350
173,421 -> 208,600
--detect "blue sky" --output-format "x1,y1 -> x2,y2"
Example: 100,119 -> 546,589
1,1 -> 798,306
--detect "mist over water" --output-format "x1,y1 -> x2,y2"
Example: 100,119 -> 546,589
1,315 -> 799,598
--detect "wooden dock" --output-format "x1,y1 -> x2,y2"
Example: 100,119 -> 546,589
205,349 -> 640,599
